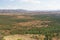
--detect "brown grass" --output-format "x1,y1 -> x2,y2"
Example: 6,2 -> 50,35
15,20 -> 51,27
3,34 -> 36,40
15,15 -> 34,19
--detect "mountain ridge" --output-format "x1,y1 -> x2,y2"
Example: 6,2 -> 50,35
0,9 -> 60,15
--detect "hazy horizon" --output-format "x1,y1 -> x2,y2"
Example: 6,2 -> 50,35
0,0 -> 60,11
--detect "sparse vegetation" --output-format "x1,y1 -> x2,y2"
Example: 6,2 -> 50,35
0,14 -> 60,40
17,39 -> 22,40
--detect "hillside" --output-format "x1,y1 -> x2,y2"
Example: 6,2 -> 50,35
0,14 -> 59,40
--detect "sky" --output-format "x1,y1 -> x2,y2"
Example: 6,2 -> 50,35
0,0 -> 60,10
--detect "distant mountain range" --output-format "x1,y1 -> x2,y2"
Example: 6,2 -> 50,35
0,9 -> 58,12
0,9 -> 60,14
0,9 -> 29,13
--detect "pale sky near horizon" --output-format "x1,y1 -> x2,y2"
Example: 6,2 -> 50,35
0,0 -> 60,10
